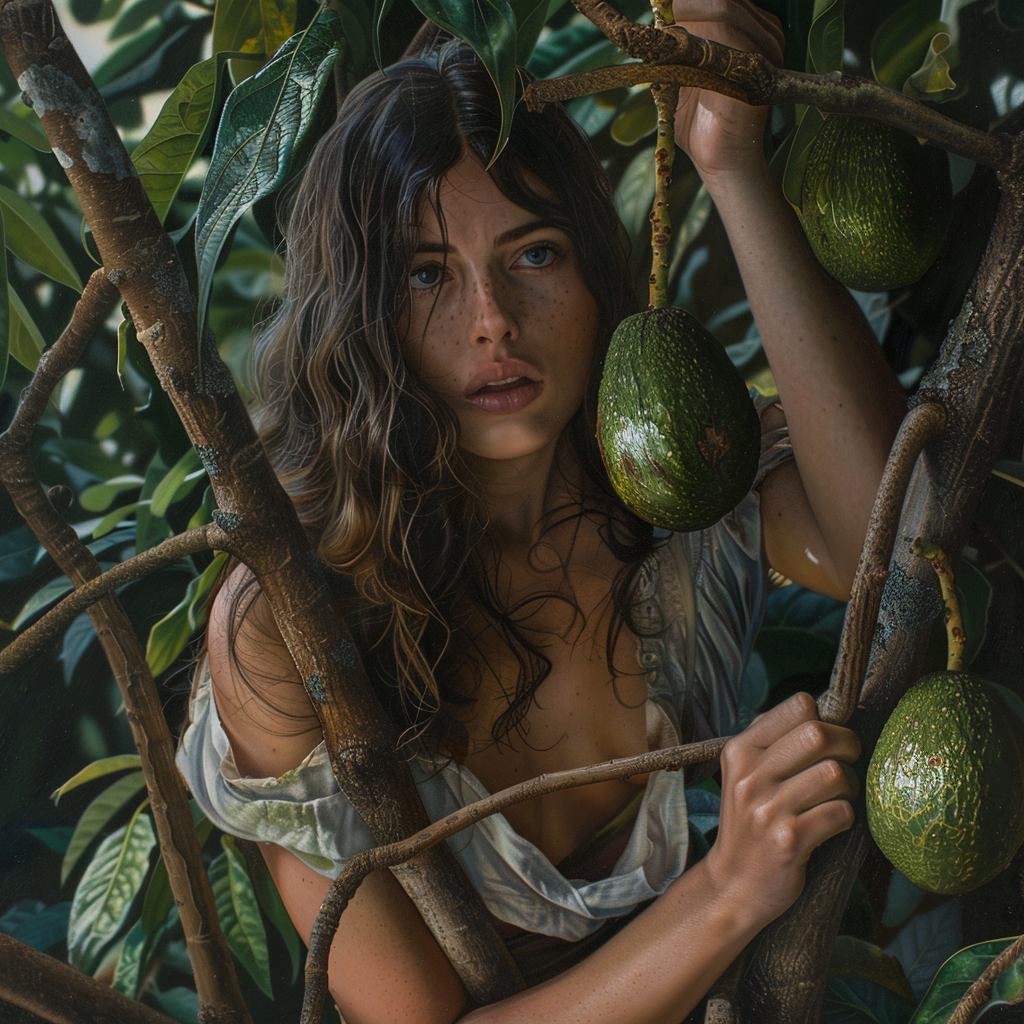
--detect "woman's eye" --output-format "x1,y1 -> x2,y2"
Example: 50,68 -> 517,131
411,264 -> 444,291
516,245 -> 557,269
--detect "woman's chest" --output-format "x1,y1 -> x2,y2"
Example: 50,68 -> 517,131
447,548 -> 653,866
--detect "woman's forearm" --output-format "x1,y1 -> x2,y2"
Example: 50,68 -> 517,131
460,857 -> 771,1024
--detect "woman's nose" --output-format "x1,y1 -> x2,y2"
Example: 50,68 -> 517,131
469,274 -> 518,347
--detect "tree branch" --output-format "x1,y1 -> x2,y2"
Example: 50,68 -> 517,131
0,523 -> 227,677
525,0 -> 1010,171
301,736 -> 729,1023
948,932 -> 1024,1024
0,0 -> 522,1003
0,264 -> 251,1022
0,934 -> 177,1024
817,401 -> 947,726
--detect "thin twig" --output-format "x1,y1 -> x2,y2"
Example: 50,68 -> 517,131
948,933 -> 1024,1024
300,735 -> 728,1023
817,401 -> 947,725
647,0 -> 675,308
912,538 -> 965,672
0,523 -> 228,678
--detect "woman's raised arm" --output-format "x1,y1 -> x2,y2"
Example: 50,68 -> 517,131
671,0 -> 907,599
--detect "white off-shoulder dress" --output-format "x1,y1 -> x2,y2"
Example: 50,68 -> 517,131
176,399 -> 792,944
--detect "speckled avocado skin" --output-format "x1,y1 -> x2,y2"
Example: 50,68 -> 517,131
799,115 -> 952,292
866,672 -> 1024,894
597,307 -> 760,532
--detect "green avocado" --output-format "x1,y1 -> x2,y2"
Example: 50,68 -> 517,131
798,115 -> 952,292
866,672 -> 1024,894
597,307 -> 760,532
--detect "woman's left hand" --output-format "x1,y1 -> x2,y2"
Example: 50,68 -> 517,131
669,0 -> 785,180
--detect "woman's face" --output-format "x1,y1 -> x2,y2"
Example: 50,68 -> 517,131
401,154 -> 600,466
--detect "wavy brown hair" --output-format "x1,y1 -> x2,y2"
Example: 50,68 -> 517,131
248,39 -> 655,747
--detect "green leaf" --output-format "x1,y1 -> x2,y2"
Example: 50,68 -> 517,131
145,552 -> 227,676
209,835 -> 272,997
871,0 -> 945,93
132,54 -> 240,223
92,501 -> 145,539
807,0 -> 845,75
0,106 -> 51,152
610,89 -> 658,146
822,973 -> 915,1023
151,986 -> 201,1023
956,558 -> 992,668
992,460 -> 1024,487
91,20 -> 165,88
52,754 -> 143,803
903,32 -> 956,98
0,900 -> 72,952
508,0 -> 550,66
12,575 -> 75,630
910,937 -> 1024,1022
249,853 -> 301,982
141,814 -> 213,934
408,0 -> 517,167
212,0 -> 298,80
8,284 -> 46,371
67,809 -> 157,976
79,475 -> 146,513
0,185 -> 82,291
150,447 -> 204,517
117,316 -> 129,387
0,207 -> 8,394
613,143 -> 656,246
195,8 -> 340,345
23,826 -> 75,855
782,105 -> 826,211
61,771 -> 147,885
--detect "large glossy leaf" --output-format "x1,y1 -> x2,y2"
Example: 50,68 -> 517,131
0,185 -> 82,291
195,8 -> 340,345
6,284 -> 45,371
67,810 -> 156,976
62,609 -> 98,687
0,106 -> 50,152
910,937 -> 1024,1023
212,0 -> 297,80
822,974 -> 915,1023
150,447 -> 204,517
61,771 -> 147,885
807,0 -> 845,75
0,526 -> 42,584
12,574 -> 75,630
0,900 -> 72,953
79,474 -> 145,513
52,754 -> 143,802
407,0 -> 517,164
781,104 -> 825,211
145,551 -> 227,676
132,53 -> 248,223
956,558 -> 992,667
885,899 -> 962,999
871,0 -> 944,92
0,206 -> 8,394
209,835 -> 272,997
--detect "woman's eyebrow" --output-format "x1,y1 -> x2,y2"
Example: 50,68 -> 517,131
412,219 -> 561,256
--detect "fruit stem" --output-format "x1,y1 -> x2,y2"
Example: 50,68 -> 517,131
913,537 -> 966,672
648,1 -> 675,310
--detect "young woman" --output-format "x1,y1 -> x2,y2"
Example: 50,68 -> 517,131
176,2 -> 907,1021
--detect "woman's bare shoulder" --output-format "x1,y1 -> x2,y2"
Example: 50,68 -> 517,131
206,563 -> 324,778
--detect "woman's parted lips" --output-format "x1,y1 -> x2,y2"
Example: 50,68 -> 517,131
465,359 -> 541,396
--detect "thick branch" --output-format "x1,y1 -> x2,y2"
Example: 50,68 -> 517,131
0,523 -> 227,675
0,0 -> 521,1002
817,401 -> 947,725
0,275 -> 252,1021
0,934 -> 177,1024
301,736 -> 729,1023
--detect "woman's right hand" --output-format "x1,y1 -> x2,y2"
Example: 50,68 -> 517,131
703,692 -> 862,924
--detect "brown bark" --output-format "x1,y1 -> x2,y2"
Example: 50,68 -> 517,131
0,915 -> 177,1024
0,0 -> 521,1005
0,273 -> 252,1022
734,140 -> 1024,1024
